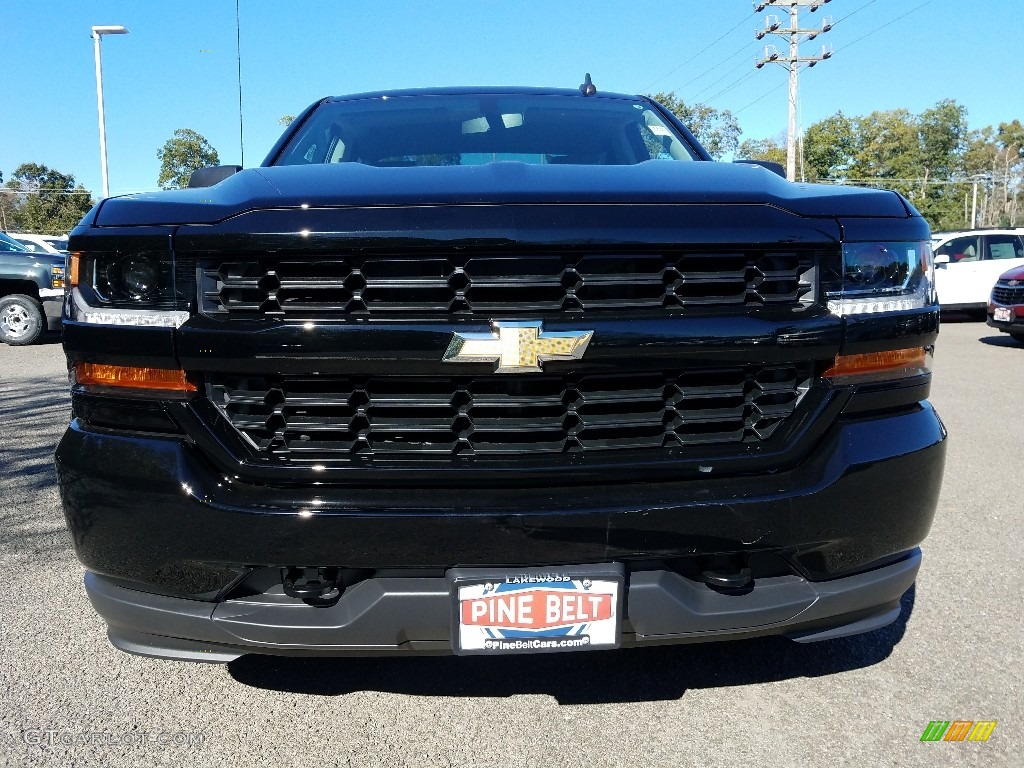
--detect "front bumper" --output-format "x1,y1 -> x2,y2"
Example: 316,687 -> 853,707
87,550 -> 921,662
56,399 -> 946,659
57,402 -> 946,583
40,294 -> 63,331
987,306 -> 1024,335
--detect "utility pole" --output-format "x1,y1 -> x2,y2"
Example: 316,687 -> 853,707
971,178 -> 978,228
91,25 -> 129,198
755,1 -> 833,181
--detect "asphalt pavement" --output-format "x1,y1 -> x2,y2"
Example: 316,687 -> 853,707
1,322 -> 1021,767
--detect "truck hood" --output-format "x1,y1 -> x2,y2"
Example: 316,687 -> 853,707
93,161 -> 911,227
14,251 -> 67,269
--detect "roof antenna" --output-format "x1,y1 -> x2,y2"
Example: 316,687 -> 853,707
579,73 -> 597,96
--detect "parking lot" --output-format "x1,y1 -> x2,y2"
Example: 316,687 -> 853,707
1,321 -> 1020,767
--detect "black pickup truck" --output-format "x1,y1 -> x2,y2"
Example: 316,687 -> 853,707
0,231 -> 65,345
56,86 -> 946,662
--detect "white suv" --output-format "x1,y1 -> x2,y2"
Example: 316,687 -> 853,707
932,228 -> 1024,314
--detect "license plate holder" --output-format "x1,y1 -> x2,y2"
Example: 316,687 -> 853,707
447,564 -> 624,655
994,306 -> 1012,322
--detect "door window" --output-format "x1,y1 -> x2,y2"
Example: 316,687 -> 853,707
984,235 -> 1024,260
935,236 -> 980,263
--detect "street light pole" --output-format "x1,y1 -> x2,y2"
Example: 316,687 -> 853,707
91,25 -> 129,199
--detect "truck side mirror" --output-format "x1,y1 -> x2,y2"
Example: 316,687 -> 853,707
188,165 -> 242,188
934,253 -> 950,266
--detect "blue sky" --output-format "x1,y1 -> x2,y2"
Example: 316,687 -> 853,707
1,0 -> 1019,197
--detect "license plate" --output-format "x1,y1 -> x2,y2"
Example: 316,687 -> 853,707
994,307 -> 1012,322
448,564 -> 624,655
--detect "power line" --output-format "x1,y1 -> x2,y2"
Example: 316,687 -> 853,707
703,81 -> 786,140
687,51 -> 755,101
733,81 -> 787,116
832,178 -> 990,185
672,39 -> 754,94
642,12 -> 755,91
654,1 -> 885,113
0,189 -> 94,195
677,0 -> 875,98
706,0 -> 901,116
830,0 -> 880,28
673,0 -> 876,102
839,0 -> 938,50
732,0 -> 941,131
700,68 -> 760,106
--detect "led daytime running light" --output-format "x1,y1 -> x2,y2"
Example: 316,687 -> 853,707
71,288 -> 189,328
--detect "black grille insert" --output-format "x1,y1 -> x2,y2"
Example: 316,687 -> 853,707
199,249 -> 819,318
207,365 -> 811,463
992,283 -> 1024,305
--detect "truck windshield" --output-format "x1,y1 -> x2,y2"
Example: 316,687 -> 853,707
0,232 -> 31,252
273,94 -> 699,168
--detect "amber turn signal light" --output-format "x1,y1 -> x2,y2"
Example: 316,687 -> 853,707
823,347 -> 929,381
69,252 -> 80,287
74,363 -> 197,392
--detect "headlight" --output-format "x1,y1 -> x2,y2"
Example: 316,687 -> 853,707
69,250 -> 191,327
50,265 -> 66,289
827,241 -> 935,315
119,255 -> 162,300
88,252 -> 175,306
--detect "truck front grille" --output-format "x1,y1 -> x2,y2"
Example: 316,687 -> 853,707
199,248 -> 819,319
207,365 -> 811,463
992,283 -> 1024,305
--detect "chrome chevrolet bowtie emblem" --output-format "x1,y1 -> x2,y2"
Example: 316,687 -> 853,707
443,321 -> 593,373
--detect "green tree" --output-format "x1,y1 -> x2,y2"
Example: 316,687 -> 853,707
918,100 -> 968,182
157,129 -> 220,189
740,100 -> 990,230
0,188 -> 16,231
965,120 -> 1024,227
910,100 -> 968,228
997,119 -> 1024,151
844,106 -> 971,228
993,120 -> 1024,225
848,108 -> 921,184
3,163 -> 94,234
0,169 -> 14,230
647,92 -> 740,159
737,133 -> 786,167
803,112 -> 857,180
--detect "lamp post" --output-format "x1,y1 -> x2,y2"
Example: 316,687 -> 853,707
91,25 -> 129,199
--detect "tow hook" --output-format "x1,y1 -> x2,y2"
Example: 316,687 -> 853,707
283,567 -> 343,604
701,566 -> 753,592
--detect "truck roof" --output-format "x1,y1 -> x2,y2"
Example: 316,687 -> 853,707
326,85 -> 641,102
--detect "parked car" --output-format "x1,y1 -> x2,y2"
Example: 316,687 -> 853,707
987,263 -> 1024,343
5,231 -> 69,254
57,84 -> 945,662
0,231 -> 65,345
933,228 -> 1024,315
